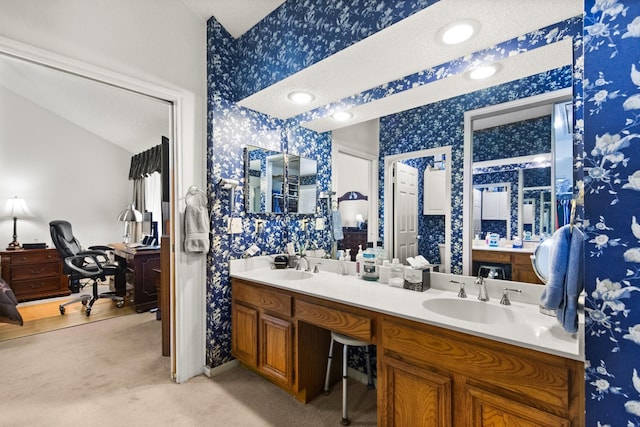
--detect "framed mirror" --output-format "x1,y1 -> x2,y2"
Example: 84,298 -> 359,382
463,88 -> 573,278
245,146 -> 318,214
287,155 -> 318,214
245,145 -> 286,214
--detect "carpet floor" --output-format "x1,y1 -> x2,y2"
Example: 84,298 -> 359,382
0,313 -> 377,426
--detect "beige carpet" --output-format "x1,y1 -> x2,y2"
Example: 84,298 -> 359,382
0,313 -> 377,426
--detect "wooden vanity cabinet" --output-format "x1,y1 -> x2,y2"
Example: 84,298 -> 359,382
232,279 -> 294,388
472,249 -> 543,285
231,277 -> 583,426
378,316 -> 583,426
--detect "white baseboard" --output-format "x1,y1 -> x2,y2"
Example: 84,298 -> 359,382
348,367 -> 377,388
204,359 -> 240,378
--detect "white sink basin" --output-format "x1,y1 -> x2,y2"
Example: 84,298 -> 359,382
422,298 -> 520,324
263,269 -> 314,281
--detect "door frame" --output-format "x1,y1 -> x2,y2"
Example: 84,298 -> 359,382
331,142 -> 379,244
383,146 -> 452,273
0,35 -> 206,383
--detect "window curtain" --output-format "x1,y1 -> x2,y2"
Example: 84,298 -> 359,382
128,144 -> 162,241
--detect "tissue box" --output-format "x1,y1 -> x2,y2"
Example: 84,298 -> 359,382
403,265 -> 439,292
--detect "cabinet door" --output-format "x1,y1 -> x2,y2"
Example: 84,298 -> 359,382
383,357 -> 452,427
260,313 -> 293,385
423,169 -> 446,215
231,303 -> 258,366
466,386 -> 570,427
482,191 -> 508,220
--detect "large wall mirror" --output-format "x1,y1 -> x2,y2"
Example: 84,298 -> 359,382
462,88 -> 573,277
245,145 -> 317,214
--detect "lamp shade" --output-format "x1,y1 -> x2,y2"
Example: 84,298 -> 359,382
117,204 -> 142,222
3,197 -> 32,219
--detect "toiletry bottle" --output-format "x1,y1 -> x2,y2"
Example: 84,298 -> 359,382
375,240 -> 385,266
362,243 -> 378,281
355,245 -> 364,279
338,253 -> 347,275
389,258 -> 404,287
378,260 -> 390,284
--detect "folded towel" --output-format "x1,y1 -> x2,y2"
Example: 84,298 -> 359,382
332,211 -> 344,241
184,205 -> 210,253
540,224 -> 584,333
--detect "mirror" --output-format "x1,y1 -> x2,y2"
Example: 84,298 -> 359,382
463,88 -> 574,280
287,155 -> 318,214
245,145 -> 318,214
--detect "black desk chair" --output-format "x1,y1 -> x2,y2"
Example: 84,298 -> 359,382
49,220 -> 125,316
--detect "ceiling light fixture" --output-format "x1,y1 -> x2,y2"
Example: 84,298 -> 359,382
468,63 -> 501,80
287,91 -> 315,104
437,19 -> 480,45
332,111 -> 353,122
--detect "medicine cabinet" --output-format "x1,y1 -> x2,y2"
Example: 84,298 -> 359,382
244,145 -> 317,215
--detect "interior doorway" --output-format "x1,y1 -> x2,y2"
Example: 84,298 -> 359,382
0,41 -> 178,376
384,146 -> 452,272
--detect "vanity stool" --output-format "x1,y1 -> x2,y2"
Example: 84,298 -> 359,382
323,331 -> 374,426
479,264 -> 506,280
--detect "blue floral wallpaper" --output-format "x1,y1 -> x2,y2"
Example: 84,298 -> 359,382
583,1 -> 640,425
473,116 -> 552,162
234,0 -> 438,100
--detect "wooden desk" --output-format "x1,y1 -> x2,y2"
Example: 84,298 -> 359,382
109,243 -> 161,312
0,248 -> 69,302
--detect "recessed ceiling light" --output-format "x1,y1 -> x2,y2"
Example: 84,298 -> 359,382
468,63 -> 501,80
533,156 -> 547,163
437,19 -> 480,45
332,111 -> 353,122
287,91 -> 315,104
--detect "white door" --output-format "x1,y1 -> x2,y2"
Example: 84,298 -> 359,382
393,162 -> 418,264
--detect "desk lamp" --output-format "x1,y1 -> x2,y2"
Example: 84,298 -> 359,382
3,196 -> 33,250
117,203 -> 142,243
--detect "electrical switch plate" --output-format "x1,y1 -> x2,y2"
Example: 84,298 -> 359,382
229,217 -> 243,234
315,218 -> 325,230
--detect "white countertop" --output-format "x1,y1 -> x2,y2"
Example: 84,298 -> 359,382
230,257 -> 583,361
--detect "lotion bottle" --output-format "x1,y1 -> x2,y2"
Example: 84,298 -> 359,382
355,245 -> 364,279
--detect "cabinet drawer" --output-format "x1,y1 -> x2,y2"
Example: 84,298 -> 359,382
381,319 -> 570,409
12,262 -> 60,280
472,250 -> 511,263
233,280 -> 292,318
296,299 -> 373,342
11,276 -> 62,298
11,250 -> 59,265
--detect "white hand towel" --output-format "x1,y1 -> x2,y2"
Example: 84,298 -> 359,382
184,205 -> 209,253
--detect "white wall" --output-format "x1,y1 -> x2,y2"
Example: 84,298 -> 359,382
332,118 -> 379,157
0,86 -> 131,247
0,0 -> 207,383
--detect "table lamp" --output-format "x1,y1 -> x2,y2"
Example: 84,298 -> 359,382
117,203 -> 142,243
3,196 -> 33,250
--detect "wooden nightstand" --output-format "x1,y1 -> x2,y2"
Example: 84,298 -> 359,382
0,248 -> 70,302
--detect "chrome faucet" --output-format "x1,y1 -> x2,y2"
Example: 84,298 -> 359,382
475,274 -> 489,301
499,288 -> 522,305
296,255 -> 311,272
449,280 -> 467,298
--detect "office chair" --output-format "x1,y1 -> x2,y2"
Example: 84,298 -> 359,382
49,220 -> 125,316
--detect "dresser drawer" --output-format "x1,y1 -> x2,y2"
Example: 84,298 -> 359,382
296,299 -> 373,342
10,250 -> 59,265
11,276 -> 63,298
12,262 -> 60,281
233,280 -> 292,318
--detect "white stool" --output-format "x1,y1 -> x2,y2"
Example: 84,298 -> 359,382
323,331 -> 374,426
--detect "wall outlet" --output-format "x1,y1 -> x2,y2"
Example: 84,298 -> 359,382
229,217 -> 243,234
315,218 -> 325,230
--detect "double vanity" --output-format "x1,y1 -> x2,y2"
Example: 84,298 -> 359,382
230,257 -> 583,426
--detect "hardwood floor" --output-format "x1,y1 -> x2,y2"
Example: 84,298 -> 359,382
0,295 -> 136,342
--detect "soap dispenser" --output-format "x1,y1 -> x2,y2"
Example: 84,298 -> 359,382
355,245 -> 364,279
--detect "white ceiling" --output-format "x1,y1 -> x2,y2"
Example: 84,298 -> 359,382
0,0 -> 581,153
